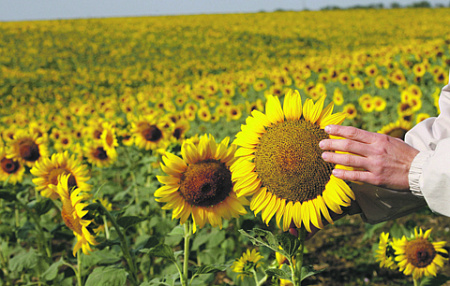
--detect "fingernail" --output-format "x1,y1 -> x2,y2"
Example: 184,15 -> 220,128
319,140 -> 325,149
321,152 -> 328,159
332,169 -> 342,177
324,125 -> 331,133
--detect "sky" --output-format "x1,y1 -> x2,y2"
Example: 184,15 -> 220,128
0,0 -> 448,21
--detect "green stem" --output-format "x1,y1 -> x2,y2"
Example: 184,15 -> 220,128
97,201 -> 138,286
130,172 -> 140,207
413,278 -> 419,286
293,227 -> 307,286
182,221 -> 192,286
76,251 -> 83,286
251,269 -> 259,286
102,215 -> 110,240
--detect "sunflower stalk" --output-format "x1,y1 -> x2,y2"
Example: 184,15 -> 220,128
182,220 -> 193,286
76,250 -> 83,286
293,227 -> 307,286
97,201 -> 138,286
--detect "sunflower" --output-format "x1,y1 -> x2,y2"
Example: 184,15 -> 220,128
416,113 -> 430,124
375,232 -> 398,270
227,105 -> 243,121
372,96 -> 387,112
154,134 -> 248,232
276,246 -> 295,286
332,88 -> 344,106
342,103 -> 357,120
100,122 -> 118,160
84,141 -> 117,168
53,132 -> 74,152
197,106 -> 212,122
7,129 -> 49,167
0,146 -> 25,185
375,75 -> 389,89
231,249 -> 264,280
31,151 -> 91,200
377,119 -> 412,140
131,115 -> 169,151
56,174 -> 97,256
232,90 -> 354,232
393,228 -> 448,280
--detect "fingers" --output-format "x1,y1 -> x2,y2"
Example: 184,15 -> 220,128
321,151 -> 368,169
324,125 -> 377,144
331,169 -> 380,186
320,138 -> 370,156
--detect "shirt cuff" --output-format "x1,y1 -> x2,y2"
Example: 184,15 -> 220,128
408,150 -> 433,197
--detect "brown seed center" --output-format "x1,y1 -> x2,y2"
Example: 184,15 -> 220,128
19,139 -> 40,162
1,158 -> 20,174
405,238 -> 436,268
141,123 -> 162,142
179,159 -> 232,207
255,120 -> 334,203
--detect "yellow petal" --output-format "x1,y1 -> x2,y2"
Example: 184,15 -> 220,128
266,95 -> 284,124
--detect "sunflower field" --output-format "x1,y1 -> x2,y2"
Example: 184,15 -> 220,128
1,7 -> 450,286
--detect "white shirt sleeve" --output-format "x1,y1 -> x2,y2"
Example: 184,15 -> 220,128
405,77 -> 450,216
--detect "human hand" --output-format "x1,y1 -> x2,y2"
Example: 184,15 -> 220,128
319,125 -> 420,191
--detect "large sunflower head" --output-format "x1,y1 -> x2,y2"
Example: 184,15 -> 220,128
154,134 -> 248,233
31,151 -> 91,200
393,228 -> 448,280
232,90 -> 355,232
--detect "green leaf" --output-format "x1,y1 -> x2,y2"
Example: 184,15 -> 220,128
16,221 -> 36,240
193,264 -> 226,275
84,266 -> 127,286
28,199 -> 53,215
117,215 -> 146,229
276,232 -> 300,258
361,222 -> 387,241
238,228 -> 280,253
265,268 -> 292,280
0,190 -> 16,202
301,265 -> 326,281
420,274 -> 450,286
84,203 -> 101,212
81,248 -> 122,268
41,259 -> 64,281
141,244 -> 175,262
8,249 -> 39,272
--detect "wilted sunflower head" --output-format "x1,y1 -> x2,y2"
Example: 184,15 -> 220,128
232,89 -> 355,232
155,134 -> 248,233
